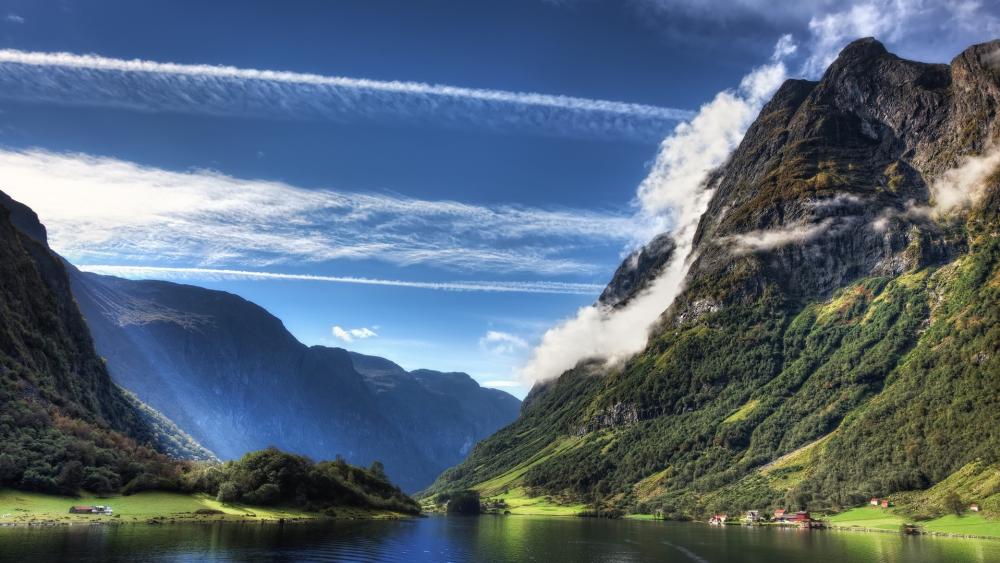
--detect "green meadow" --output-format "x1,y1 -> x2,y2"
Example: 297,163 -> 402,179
0,489 -> 407,525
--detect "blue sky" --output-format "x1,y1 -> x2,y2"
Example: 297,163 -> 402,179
1,0 -> 996,397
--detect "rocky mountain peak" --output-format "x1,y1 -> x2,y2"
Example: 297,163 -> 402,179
668,39 -> 1000,316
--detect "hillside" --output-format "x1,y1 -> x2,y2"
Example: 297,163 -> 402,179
67,264 -> 520,492
0,191 -> 421,512
0,191 -> 185,495
425,38 -> 1000,520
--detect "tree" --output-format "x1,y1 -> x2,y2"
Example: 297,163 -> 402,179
944,492 -> 965,517
217,481 -> 241,503
368,461 -> 386,480
446,490 -> 481,515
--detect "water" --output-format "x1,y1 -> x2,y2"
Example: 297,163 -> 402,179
1,516 -> 998,562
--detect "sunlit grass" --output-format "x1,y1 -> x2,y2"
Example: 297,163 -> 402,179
0,488 -> 403,524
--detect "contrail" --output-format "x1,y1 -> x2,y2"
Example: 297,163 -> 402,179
78,265 -> 605,296
0,49 -> 694,142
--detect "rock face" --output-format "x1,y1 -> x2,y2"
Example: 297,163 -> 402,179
680,38 -> 985,314
426,39 -> 1000,515
68,269 -> 520,492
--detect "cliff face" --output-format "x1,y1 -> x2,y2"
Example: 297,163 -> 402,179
427,39 -> 1000,517
69,269 -> 520,492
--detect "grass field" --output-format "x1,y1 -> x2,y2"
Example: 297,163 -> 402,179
921,513 -> 1000,537
0,489 -> 406,525
826,506 -> 906,531
479,487 -> 585,517
826,505 -> 1000,538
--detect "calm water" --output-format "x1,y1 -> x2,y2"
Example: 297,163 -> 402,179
1,516 -> 998,562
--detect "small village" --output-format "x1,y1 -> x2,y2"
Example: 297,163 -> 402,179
707,496 -> 989,536
708,498 -> 901,529
709,508 -> 823,529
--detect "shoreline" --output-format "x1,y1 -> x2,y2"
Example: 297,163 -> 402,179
0,511 -> 416,528
628,513 -> 1000,542
0,489 -> 415,529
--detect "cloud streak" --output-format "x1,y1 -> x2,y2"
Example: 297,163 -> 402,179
0,148 -> 637,275
77,265 -> 606,295
479,330 -> 529,355
0,49 -> 693,142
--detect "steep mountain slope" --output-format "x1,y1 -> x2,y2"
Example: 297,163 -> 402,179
427,39 -> 1000,518
0,191 -> 196,494
68,269 -> 520,491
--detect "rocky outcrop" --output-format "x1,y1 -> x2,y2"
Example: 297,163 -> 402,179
671,38 -> 997,319
598,233 -> 676,308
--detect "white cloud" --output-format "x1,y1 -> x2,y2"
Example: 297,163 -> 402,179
332,325 -> 378,343
930,147 -> 1000,214
802,0 -> 1000,77
633,1 -> 1000,75
479,331 -> 529,355
5,14 -> 24,24
480,379 -> 523,389
77,265 -> 606,295
517,35 -> 796,384
872,147 -> 1000,231
725,218 -> 836,254
0,49 -> 692,142
0,148 -> 638,275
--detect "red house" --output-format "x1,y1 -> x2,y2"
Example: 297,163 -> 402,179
69,505 -> 95,514
793,511 -> 811,523
773,508 -> 787,521
880,499 -> 891,508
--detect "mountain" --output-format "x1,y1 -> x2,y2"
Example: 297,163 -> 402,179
67,268 -> 520,492
426,38 -> 1000,519
0,191 -> 206,495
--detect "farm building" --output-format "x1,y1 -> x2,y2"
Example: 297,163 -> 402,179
68,505 -> 113,515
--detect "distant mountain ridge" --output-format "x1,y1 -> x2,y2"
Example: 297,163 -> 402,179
66,266 -> 519,492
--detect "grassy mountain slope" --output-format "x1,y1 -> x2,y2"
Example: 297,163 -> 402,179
425,38 -> 1000,520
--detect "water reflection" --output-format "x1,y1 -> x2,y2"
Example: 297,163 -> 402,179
0,516 -> 997,562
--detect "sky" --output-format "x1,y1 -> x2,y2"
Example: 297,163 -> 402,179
1,0 -> 996,398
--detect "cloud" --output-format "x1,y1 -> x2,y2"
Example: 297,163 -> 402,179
5,14 -> 24,24
803,0 -> 1000,76
0,49 -> 693,142
480,379 -> 523,389
725,218 -> 836,254
517,36 -> 796,384
479,331 -> 529,354
77,265 -> 606,295
0,148 -> 638,275
930,147 -> 1000,214
631,1 -> 1000,75
332,325 -> 378,343
871,147 -> 1000,231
